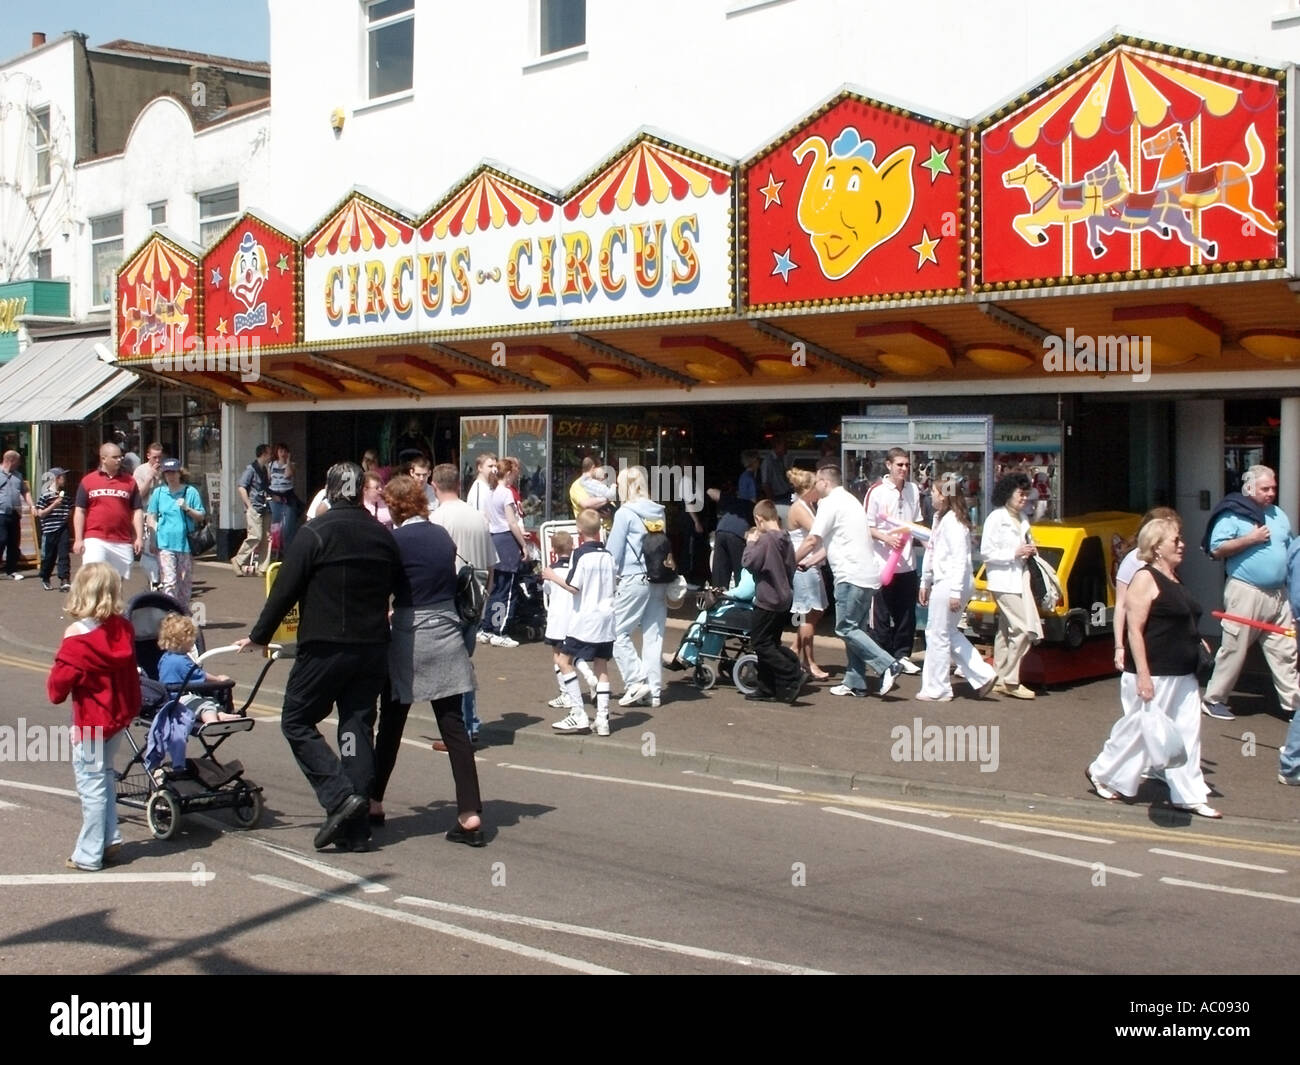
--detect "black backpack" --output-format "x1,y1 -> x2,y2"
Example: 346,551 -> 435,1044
454,554 -> 486,624
638,516 -> 678,584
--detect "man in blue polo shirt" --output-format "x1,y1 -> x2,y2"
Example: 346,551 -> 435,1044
1203,465 -> 1298,723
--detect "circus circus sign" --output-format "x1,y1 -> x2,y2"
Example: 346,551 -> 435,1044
115,233 -> 199,360
977,39 -> 1286,289
302,137 -> 734,344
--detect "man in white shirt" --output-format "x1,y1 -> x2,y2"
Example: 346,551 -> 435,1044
864,448 -> 922,673
794,465 -> 902,697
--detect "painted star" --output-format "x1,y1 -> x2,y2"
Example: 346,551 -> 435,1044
276,252 -> 289,275
911,228 -> 940,268
215,317 -> 229,336
921,144 -> 951,183
270,310 -> 283,334
210,266 -> 223,287
759,171 -> 784,209
771,247 -> 798,283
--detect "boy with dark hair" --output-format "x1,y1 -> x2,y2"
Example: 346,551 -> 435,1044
742,500 -> 808,703
543,510 -> 615,735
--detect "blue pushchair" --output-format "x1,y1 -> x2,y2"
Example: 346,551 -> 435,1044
667,571 -> 762,695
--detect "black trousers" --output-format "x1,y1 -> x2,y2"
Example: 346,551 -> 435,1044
375,690 -> 481,817
40,526 -> 70,582
280,643 -> 387,814
871,569 -> 920,659
0,510 -> 20,576
712,530 -> 746,589
750,606 -> 802,693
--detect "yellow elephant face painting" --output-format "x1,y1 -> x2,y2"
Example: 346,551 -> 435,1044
793,127 -> 916,280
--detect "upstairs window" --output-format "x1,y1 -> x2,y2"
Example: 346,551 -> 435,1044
150,201 -> 167,226
31,107 -> 51,188
540,0 -> 585,55
366,0 -> 414,99
198,186 -> 239,245
30,248 -> 51,279
90,213 -> 123,307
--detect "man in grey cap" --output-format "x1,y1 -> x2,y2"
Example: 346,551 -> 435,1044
237,462 -> 403,852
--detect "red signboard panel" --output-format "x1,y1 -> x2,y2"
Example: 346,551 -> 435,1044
115,234 -> 199,360
745,93 -> 964,309
978,42 -> 1285,288
202,215 -> 299,349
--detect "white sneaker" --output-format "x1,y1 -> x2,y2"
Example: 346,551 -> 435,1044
879,661 -> 903,696
476,630 -> 491,644
829,683 -> 867,697
618,681 -> 651,707
594,713 -> 610,736
898,658 -> 921,675
547,694 -> 571,709
9,573 -> 24,581
489,634 -> 519,648
551,712 -> 590,733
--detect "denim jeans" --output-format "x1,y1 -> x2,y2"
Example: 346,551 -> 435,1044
833,581 -> 896,692
270,499 -> 298,555
461,622 -> 481,735
71,730 -> 124,868
40,526 -> 71,583
1280,705 -> 1300,780
613,575 -> 667,697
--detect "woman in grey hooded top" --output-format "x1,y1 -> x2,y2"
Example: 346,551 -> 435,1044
606,466 -> 668,708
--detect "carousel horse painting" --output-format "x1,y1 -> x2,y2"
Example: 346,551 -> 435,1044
1140,123 -> 1277,235
1081,153 -> 1217,260
1001,155 -> 1105,247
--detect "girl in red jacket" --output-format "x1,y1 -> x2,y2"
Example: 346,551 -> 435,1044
47,563 -> 141,870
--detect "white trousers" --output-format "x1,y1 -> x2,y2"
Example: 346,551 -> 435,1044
920,586 -> 996,699
83,538 -> 134,580
1090,672 -> 1209,806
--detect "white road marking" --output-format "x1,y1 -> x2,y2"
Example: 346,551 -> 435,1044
1150,849 -> 1286,874
0,871 -> 215,885
1162,877 -> 1300,903
242,837 -> 390,893
396,895 -> 834,975
253,874 -> 623,974
824,806 -> 1141,878
0,777 -> 78,798
850,798 -> 951,819
724,778 -> 804,794
0,799 -> 22,810
496,762 -> 795,804
979,819 -> 1114,844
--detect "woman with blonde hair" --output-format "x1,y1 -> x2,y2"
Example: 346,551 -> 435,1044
786,467 -> 829,680
1087,515 -> 1220,818
606,465 -> 669,707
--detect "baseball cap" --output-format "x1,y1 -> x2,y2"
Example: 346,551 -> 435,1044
161,458 -> 183,472
46,467 -> 67,478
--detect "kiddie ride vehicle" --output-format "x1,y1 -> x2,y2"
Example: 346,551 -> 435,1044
965,511 -> 1140,685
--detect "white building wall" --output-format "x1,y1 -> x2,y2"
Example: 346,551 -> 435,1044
267,0 -> 1300,232
75,101 -> 271,320
0,36 -> 80,286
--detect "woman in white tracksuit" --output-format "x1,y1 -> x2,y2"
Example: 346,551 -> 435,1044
917,482 -> 997,701
606,466 -> 669,707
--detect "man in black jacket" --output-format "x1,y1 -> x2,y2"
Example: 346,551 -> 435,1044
238,462 -> 402,850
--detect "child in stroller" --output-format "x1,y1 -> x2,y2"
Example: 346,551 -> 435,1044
667,569 -> 764,695
118,591 -> 282,840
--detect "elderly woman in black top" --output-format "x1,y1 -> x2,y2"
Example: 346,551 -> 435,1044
375,475 -> 485,845
1087,515 -> 1220,818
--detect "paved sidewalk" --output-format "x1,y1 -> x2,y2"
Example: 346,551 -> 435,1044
3,554 -> 1299,830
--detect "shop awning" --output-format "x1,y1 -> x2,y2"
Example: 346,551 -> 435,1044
0,334 -> 138,423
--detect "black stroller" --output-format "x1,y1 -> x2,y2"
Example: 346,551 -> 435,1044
116,592 -> 284,840
508,559 -> 549,643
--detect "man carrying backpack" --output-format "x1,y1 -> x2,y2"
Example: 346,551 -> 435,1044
607,465 -> 676,708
